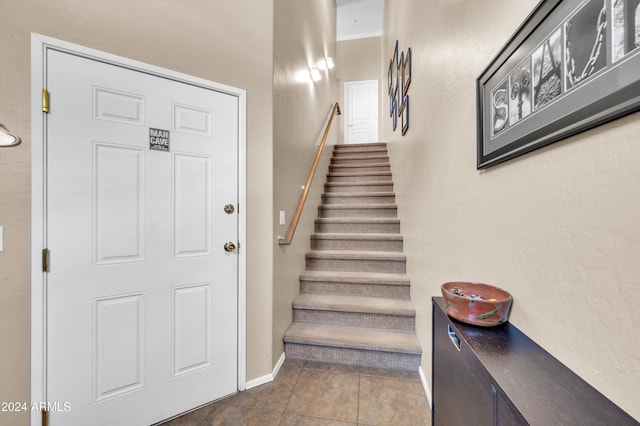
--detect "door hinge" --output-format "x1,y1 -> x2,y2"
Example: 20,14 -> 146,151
42,248 -> 50,273
42,89 -> 50,113
41,408 -> 49,426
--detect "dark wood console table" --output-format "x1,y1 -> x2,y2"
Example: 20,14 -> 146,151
432,297 -> 638,425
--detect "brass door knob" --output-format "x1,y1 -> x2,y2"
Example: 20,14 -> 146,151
224,241 -> 236,252
224,204 -> 235,214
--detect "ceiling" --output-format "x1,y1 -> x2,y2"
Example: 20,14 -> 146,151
336,0 -> 384,41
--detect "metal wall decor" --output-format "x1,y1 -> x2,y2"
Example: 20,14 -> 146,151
477,0 -> 640,169
388,40 -> 411,135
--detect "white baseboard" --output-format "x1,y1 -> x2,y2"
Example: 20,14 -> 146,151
272,352 -> 286,378
245,352 -> 286,390
419,366 -> 433,408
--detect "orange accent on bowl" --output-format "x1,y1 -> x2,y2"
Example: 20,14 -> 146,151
441,282 -> 512,327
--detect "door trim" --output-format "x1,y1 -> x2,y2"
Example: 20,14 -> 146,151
30,33 -> 247,425
344,79 -> 379,144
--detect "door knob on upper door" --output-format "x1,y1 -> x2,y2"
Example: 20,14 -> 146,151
224,241 -> 236,252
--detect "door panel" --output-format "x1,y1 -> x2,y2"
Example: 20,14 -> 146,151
93,293 -> 145,402
173,283 -> 212,376
173,153 -> 212,257
45,48 -> 238,425
94,143 -> 146,264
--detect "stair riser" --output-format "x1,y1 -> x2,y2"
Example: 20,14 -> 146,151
310,238 -> 402,252
318,206 -> 397,219
306,257 -> 406,274
300,280 -> 410,299
325,183 -> 393,193
331,157 -> 389,165
315,221 -> 400,234
293,309 -> 415,331
322,194 -> 395,205
284,343 -> 421,371
329,164 -> 391,173
327,173 -> 393,183
335,142 -> 386,148
334,143 -> 387,150
332,149 -> 388,158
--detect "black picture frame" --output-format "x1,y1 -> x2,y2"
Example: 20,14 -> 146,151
401,95 -> 409,135
477,0 -> 640,169
388,59 -> 393,96
392,97 -> 398,131
389,40 -> 412,135
403,47 -> 412,95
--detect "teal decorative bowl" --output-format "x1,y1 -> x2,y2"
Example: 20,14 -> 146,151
441,282 -> 512,327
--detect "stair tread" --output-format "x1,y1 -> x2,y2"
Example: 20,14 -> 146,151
300,270 -> 410,285
328,171 -> 391,176
333,150 -> 388,157
330,162 -> 390,167
293,293 -> 415,316
315,217 -> 400,223
306,250 -> 406,260
318,203 -> 397,209
326,181 -> 393,186
310,232 -> 403,240
284,323 -> 422,354
334,145 -> 387,150
332,154 -> 389,160
323,191 -> 395,197
334,142 -> 387,148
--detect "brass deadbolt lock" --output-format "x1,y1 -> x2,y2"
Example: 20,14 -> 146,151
224,204 -> 235,214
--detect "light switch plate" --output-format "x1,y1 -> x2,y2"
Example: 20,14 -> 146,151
0,226 -> 4,252
279,211 -> 286,225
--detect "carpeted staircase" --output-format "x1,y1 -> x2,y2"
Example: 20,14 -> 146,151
283,142 -> 422,371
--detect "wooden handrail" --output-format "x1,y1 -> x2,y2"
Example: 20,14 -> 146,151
279,102 -> 341,245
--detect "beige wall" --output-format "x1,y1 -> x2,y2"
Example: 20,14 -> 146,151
0,1 -> 273,425
337,37 -> 383,142
382,0 -> 640,420
272,0 -> 338,364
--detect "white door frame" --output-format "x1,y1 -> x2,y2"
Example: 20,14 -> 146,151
344,79 -> 378,144
30,33 -> 247,425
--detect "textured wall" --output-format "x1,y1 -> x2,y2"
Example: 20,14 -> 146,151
272,0 -> 338,365
381,0 -> 640,419
0,1 -> 273,425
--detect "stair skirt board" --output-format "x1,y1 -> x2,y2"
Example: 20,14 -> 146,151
284,142 -> 422,371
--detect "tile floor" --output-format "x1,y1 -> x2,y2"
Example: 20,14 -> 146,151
160,359 -> 431,425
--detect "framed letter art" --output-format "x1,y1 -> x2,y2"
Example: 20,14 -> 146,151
477,0 -> 640,169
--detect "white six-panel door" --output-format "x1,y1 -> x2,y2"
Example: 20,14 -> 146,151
345,80 -> 378,144
41,47 -> 240,425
